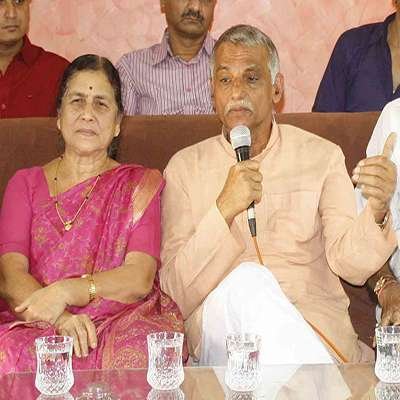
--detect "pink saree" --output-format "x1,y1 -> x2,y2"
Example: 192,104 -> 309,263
0,164 -> 185,374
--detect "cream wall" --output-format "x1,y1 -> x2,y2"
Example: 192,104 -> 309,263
30,1 -> 394,112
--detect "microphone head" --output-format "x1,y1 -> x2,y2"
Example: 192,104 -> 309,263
230,125 -> 251,150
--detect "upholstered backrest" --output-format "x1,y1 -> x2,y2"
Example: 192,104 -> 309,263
0,112 -> 381,346
0,112 -> 379,203
116,112 -> 379,174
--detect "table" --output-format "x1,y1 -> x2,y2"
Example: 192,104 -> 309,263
0,363 -> 392,399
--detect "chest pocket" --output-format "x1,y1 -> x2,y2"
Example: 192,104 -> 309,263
263,191 -> 320,244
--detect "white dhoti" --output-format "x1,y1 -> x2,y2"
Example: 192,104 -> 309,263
200,262 -> 333,366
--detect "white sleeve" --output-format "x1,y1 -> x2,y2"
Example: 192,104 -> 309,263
356,100 -> 400,216
362,100 -> 400,277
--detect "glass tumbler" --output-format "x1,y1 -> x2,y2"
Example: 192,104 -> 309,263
147,388 -> 185,400
35,336 -> 74,396
147,332 -> 184,390
375,326 -> 400,383
225,333 -> 261,392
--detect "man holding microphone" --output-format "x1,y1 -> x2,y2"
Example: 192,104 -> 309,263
160,24 -> 397,365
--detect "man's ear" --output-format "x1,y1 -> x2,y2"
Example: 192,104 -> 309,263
56,116 -> 61,131
272,72 -> 284,105
160,0 -> 166,14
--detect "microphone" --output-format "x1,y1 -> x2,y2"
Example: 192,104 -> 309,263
229,125 -> 257,237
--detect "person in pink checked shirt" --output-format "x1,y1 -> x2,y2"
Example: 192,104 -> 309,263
116,0 -> 216,116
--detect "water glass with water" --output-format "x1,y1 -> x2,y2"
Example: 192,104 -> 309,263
37,394 -> 74,400
147,388 -> 185,400
226,390 -> 256,400
375,381 -> 400,400
35,336 -> 74,396
225,333 -> 261,392
375,326 -> 400,383
75,383 -> 118,399
147,332 -> 184,390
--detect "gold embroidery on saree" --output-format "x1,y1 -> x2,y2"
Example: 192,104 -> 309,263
131,169 -> 162,226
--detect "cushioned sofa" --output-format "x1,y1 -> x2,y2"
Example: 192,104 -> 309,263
0,112 -> 381,348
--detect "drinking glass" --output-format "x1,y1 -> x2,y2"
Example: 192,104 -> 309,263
225,333 -> 261,392
75,383 -> 118,399
147,388 -> 185,400
147,332 -> 184,390
375,381 -> 400,400
226,390 -> 256,400
375,326 -> 400,383
35,336 -> 74,396
37,394 -> 74,400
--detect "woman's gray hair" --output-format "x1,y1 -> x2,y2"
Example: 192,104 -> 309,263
210,24 -> 280,82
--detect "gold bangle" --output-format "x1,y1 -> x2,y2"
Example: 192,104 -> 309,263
374,275 -> 397,298
81,274 -> 96,302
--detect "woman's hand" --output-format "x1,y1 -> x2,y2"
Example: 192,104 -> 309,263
55,311 -> 98,358
14,282 -> 68,324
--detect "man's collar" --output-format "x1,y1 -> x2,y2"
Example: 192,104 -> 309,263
152,30 -> 169,65
152,29 -> 215,65
383,12 -> 397,30
203,32 -> 215,56
370,12 -> 396,44
219,120 -> 281,161
17,36 -> 40,66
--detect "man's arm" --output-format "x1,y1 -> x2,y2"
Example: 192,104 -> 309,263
160,152 -> 264,319
320,148 -> 397,285
160,156 -> 246,319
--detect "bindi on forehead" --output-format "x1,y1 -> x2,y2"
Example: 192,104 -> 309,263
89,86 -> 93,90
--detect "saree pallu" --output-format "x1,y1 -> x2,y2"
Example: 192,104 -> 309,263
0,164 -> 185,374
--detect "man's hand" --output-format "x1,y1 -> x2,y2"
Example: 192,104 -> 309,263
379,281 -> 400,326
216,160 -> 263,226
352,132 -> 397,223
14,283 -> 68,324
55,311 -> 97,358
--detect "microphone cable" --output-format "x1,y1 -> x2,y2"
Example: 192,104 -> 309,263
252,235 -> 264,266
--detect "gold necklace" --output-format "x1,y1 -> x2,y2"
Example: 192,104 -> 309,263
54,156 -> 102,231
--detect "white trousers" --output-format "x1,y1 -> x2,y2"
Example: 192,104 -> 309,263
200,262 -> 333,366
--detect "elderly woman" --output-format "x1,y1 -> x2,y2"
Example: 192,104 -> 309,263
0,55 -> 184,373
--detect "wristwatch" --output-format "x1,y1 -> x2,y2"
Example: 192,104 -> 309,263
376,212 -> 389,230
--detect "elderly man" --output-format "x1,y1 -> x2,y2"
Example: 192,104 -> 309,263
0,0 -> 69,118
161,24 -> 397,365
313,1 -> 400,112
117,0 -> 216,115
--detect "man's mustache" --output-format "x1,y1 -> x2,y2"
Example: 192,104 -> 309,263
181,9 -> 204,23
224,100 -> 255,115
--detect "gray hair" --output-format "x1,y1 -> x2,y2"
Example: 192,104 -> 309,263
210,24 -> 280,82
